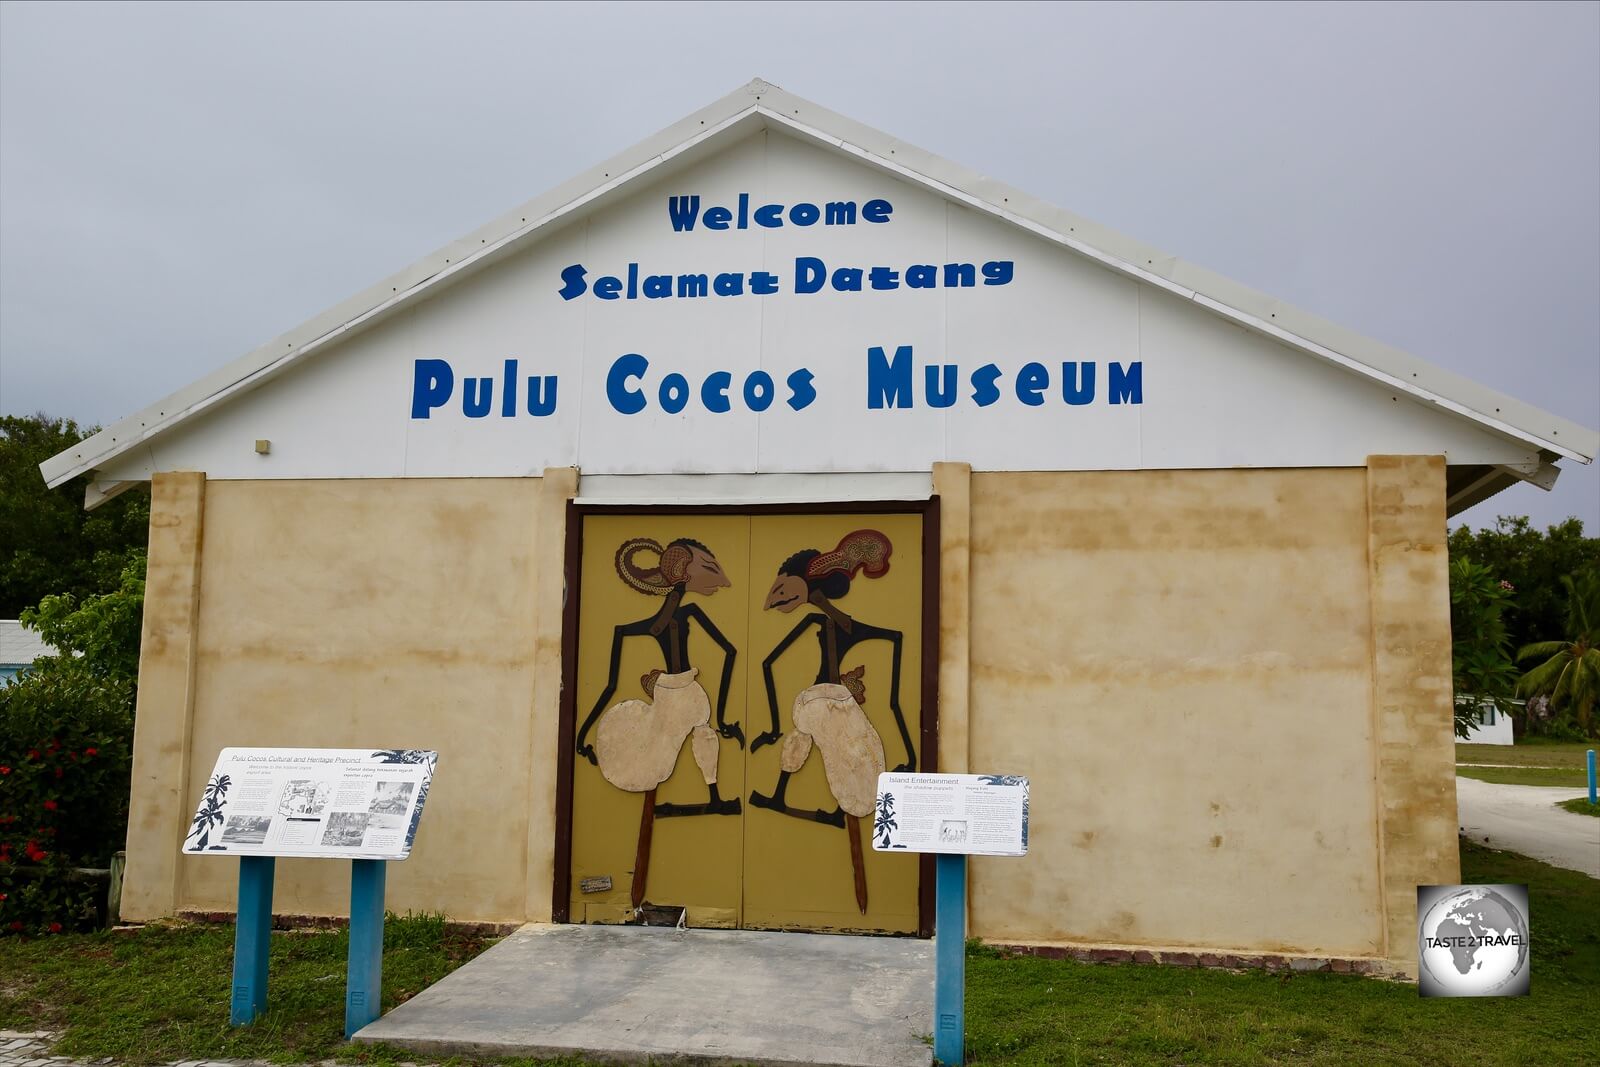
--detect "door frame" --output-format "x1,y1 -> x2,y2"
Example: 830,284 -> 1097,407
552,497 -> 942,937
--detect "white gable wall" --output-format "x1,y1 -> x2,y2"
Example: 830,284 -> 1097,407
100,129 -> 1537,484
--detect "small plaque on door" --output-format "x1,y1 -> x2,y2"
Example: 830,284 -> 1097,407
580,875 -> 613,894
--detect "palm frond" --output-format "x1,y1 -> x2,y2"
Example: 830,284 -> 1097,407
1517,654 -> 1568,696
1551,661 -> 1575,705
1517,640 -> 1569,662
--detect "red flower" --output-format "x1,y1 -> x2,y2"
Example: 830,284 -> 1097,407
84,748 -> 97,758
9,921 -> 21,931
26,750 -> 38,760
48,922 -> 62,934
0,892 -> 8,901
0,766 -> 10,774
43,800 -> 58,811
54,768 -> 63,779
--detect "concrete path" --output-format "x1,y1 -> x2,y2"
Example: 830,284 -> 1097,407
355,923 -> 934,1067
0,1031 -> 422,1067
0,1032 -> 266,1067
1456,776 -> 1599,878
0,1032 -> 85,1067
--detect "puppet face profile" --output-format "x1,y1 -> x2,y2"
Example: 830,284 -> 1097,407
616,537 -> 730,597
764,572 -> 809,612
682,546 -> 731,595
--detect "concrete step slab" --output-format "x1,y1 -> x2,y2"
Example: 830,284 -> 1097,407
355,922 -> 935,1067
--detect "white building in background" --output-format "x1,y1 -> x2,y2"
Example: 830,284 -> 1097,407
0,620 -> 50,684
1459,699 -> 1516,745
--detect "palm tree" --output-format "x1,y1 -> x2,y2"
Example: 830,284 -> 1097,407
1517,570 -> 1600,736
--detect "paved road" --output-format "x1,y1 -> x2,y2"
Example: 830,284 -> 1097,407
1456,776 -> 1599,878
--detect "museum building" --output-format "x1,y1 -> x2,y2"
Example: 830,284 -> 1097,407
42,80 -> 1597,975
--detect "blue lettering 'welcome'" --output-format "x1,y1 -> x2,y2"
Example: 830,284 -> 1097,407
668,193 -> 894,232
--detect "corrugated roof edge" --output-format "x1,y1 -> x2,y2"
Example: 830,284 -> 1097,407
39,77 -> 1598,496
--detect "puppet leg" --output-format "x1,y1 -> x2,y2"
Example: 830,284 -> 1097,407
656,724 -> 741,817
749,728 -> 846,827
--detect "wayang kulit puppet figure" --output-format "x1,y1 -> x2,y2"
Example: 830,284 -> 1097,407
749,529 -> 917,913
575,536 -> 744,908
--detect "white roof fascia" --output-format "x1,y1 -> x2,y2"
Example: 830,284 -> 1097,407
41,79 -> 1597,491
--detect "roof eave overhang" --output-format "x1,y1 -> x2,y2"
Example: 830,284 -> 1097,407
1445,452 -> 1565,518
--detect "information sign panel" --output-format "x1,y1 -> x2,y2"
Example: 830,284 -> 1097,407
183,748 -> 436,861
871,772 -> 1028,857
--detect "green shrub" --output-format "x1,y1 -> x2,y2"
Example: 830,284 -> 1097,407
0,661 -> 134,935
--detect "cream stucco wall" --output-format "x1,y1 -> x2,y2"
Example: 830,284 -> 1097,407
123,462 -> 1456,972
963,464 -> 1455,969
125,475 -> 570,923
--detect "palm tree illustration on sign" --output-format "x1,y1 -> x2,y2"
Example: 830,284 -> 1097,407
186,774 -> 231,851
574,537 -> 743,909
750,529 -> 917,913
874,792 -> 898,849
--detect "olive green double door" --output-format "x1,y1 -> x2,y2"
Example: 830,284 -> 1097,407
566,511 -> 925,933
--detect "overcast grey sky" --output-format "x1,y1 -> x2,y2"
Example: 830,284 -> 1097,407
1,1 -> 1595,529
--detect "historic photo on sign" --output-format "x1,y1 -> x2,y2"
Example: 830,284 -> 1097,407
321,812 -> 370,848
370,781 -> 414,815
220,815 -> 273,846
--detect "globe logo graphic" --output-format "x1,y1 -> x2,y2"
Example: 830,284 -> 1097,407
1417,886 -> 1529,997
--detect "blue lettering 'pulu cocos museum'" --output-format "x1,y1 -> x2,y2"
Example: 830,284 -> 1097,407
43,80 -> 1596,984
407,347 -> 1141,419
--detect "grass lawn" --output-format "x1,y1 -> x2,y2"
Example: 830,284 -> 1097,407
1455,765 -> 1591,787
1558,797 -> 1599,818
2,841 -> 1597,1066
0,913 -> 521,1065
965,840 -> 1598,1066
1456,740 -> 1596,768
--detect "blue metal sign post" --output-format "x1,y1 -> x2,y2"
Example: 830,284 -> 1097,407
229,856 -> 276,1025
934,853 -> 968,1067
225,856 -> 390,1036
1587,749 -> 1596,806
345,859 -> 388,1038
